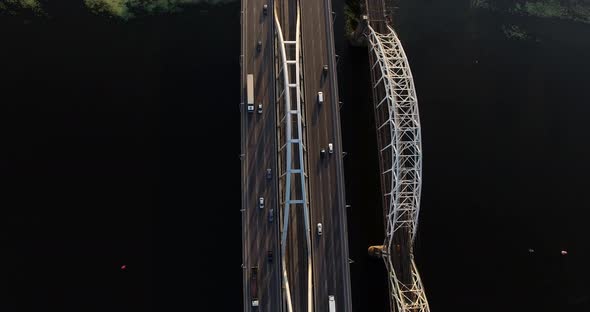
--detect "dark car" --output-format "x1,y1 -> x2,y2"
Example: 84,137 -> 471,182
267,250 -> 273,262
320,148 -> 326,158
266,168 -> 272,179
263,4 -> 268,15
268,208 -> 274,223
257,41 -> 262,52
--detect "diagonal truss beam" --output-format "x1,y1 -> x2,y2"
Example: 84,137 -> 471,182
367,23 -> 430,312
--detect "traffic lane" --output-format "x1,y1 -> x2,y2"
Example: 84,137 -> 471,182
253,118 -> 278,310
324,16 -> 353,312
301,11 -> 351,312
285,201 -> 308,312
244,89 -> 279,303
259,19 -> 283,312
257,26 -> 282,307
302,0 -> 354,308
244,0 -> 280,309
300,2 -> 335,311
318,90 -> 348,310
300,44 -> 323,312
300,0 -> 339,303
313,138 -> 340,310
321,0 -> 352,304
244,119 -> 273,309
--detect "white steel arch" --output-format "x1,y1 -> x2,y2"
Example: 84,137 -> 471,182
274,2 -> 313,312
367,24 -> 430,312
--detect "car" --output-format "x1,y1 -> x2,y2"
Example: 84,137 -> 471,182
328,143 -> 333,154
317,91 -> 324,104
263,4 -> 268,15
268,208 -> 274,223
320,148 -> 326,157
259,197 -> 264,209
257,40 -> 262,52
257,103 -> 263,114
323,64 -> 328,74
267,250 -> 273,262
266,168 -> 272,179
247,104 -> 254,113
317,223 -> 323,236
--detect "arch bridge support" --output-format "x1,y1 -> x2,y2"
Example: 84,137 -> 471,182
366,24 -> 430,312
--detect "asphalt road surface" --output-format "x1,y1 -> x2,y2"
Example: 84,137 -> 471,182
241,0 -> 282,311
242,0 -> 352,311
300,0 -> 353,311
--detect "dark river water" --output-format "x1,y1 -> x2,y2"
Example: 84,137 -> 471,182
2,0 -> 589,311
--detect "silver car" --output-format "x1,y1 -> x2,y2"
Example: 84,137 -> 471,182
259,197 -> 264,209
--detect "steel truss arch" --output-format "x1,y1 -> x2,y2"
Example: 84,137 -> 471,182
367,24 -> 430,312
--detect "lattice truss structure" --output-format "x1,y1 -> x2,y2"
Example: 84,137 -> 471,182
274,2 -> 313,312
367,24 -> 430,312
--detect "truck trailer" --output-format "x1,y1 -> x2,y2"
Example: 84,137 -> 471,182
329,295 -> 336,312
250,267 -> 259,307
247,74 -> 255,113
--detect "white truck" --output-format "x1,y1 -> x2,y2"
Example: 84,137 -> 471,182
247,74 -> 255,113
329,295 -> 336,312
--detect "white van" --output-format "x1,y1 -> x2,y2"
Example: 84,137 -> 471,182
318,91 -> 324,105
328,295 -> 336,312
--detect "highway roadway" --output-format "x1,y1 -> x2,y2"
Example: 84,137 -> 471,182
242,0 -> 353,311
300,0 -> 353,311
240,0 -> 282,311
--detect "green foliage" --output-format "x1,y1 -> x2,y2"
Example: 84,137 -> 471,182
344,0 -> 361,39
0,0 -> 44,15
471,0 -> 491,10
84,0 -> 130,18
344,4 -> 357,38
83,0 -> 193,19
472,0 -> 590,23
521,0 -> 567,18
570,3 -> 590,22
0,0 -> 235,19
502,24 -> 529,39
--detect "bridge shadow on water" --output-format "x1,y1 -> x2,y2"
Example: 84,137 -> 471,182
3,0 -> 590,311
